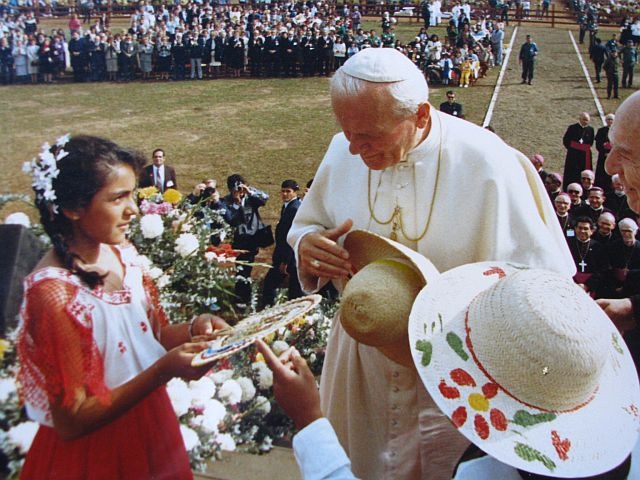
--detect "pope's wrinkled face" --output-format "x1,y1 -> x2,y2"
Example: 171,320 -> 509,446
606,95 -> 640,213
332,86 -> 430,171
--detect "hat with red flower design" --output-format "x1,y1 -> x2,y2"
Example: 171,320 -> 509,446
409,262 -> 640,477
340,229 -> 439,368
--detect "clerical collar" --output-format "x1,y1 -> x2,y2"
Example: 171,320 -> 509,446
399,109 -> 442,166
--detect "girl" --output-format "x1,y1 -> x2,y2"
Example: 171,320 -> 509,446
18,135 -> 226,479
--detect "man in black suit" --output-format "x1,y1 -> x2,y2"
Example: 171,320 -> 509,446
138,148 -> 178,192
439,90 -> 464,118
261,179 -> 303,306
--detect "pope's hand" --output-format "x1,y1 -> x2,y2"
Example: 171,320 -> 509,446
298,219 -> 353,279
596,298 -> 636,334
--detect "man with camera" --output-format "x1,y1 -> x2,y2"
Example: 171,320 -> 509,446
222,174 -> 270,308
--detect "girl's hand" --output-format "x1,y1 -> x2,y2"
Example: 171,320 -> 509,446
157,342 -> 211,382
190,313 -> 231,340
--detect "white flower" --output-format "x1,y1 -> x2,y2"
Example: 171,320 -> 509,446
136,254 -> 153,271
254,395 -> 271,416
148,267 -> 163,280
0,377 -> 17,402
217,433 -> 236,451
210,369 -> 234,384
7,421 -> 39,454
271,340 -> 289,356
188,376 -> 216,406
4,212 -> 31,227
236,377 -> 256,402
191,398 -> 227,433
204,251 -> 217,263
140,214 -> 164,239
175,233 -> 199,258
180,424 -> 200,452
55,133 -> 71,147
219,230 -> 227,242
252,362 -> 273,389
309,353 -> 317,365
167,378 -> 191,417
260,435 -> 273,452
180,222 -> 192,233
157,274 -> 171,289
218,379 -> 242,405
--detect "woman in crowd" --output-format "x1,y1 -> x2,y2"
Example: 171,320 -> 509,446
105,35 -> 120,82
26,36 -> 40,84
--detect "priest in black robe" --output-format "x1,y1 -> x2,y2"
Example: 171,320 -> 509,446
562,112 -> 595,190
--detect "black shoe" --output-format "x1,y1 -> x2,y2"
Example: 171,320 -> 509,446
521,80 -> 526,84
528,80 -> 532,85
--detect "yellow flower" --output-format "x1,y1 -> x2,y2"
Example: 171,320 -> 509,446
163,188 -> 183,205
138,186 -> 159,199
254,352 -> 265,363
0,339 -> 9,361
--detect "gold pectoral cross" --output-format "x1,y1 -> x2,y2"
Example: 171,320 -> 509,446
390,205 -> 401,241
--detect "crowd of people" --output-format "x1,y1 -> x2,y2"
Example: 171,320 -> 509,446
0,1 -> 503,85
537,111 -> 640,308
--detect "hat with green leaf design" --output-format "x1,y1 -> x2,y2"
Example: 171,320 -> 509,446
409,262 -> 640,478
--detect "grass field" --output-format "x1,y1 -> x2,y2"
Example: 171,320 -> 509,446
0,18 -> 501,225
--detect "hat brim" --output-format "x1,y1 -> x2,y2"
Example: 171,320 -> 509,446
409,262 -> 640,477
344,229 -> 438,284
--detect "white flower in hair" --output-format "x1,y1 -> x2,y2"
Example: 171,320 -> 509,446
56,133 -> 71,146
23,134 -> 71,216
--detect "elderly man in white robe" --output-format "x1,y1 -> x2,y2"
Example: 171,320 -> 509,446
287,47 -> 575,480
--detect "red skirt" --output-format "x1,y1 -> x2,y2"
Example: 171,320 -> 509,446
21,387 -> 192,480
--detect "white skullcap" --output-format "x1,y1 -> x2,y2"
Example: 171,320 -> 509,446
340,47 -> 420,83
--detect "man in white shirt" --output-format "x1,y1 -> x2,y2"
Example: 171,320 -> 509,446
138,148 -> 178,192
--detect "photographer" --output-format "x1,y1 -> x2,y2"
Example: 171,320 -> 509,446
187,178 -> 218,204
222,174 -> 270,308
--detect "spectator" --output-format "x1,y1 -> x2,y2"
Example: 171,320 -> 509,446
621,39 -> 636,88
567,182 -> 586,213
261,179 -> 303,307
603,49 -> 621,99
105,36 -> 119,82
138,35 -> 154,80
439,90 -> 464,118
576,187 -> 614,224
222,173 -> 269,308
568,216 -> 604,293
544,172 -> 563,202
0,36 -> 13,85
138,148 -> 178,192
592,211 -> 617,244
562,112 -> 595,189
605,174 -> 634,220
26,36 -> 39,84
187,178 -> 217,204
589,36 -> 607,83
490,23 -> 504,66
595,113 -> 614,188
12,37 -> 28,84
601,218 -> 640,300
518,34 -> 538,85
530,153 -> 547,182
581,169 -> 596,199
554,193 -> 575,239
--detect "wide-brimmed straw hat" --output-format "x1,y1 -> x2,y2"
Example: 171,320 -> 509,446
340,230 -> 438,367
409,262 -> 640,478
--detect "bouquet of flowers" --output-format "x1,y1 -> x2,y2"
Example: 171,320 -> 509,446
167,304 -> 334,472
0,186 -> 337,476
127,187 -> 244,323
0,336 -> 38,480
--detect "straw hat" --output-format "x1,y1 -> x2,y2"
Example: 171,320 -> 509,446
409,262 -> 640,477
340,230 -> 438,367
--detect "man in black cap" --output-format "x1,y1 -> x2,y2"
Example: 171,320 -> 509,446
262,180 -> 303,306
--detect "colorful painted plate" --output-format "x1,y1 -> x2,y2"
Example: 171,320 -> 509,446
191,294 -> 322,366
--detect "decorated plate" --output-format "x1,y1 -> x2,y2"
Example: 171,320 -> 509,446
191,294 -> 322,366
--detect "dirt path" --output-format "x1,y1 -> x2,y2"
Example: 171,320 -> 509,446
488,24 -> 602,173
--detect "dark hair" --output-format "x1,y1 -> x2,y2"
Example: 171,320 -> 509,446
152,148 -> 164,156
575,216 -> 595,228
35,135 -> 145,288
227,173 -> 246,191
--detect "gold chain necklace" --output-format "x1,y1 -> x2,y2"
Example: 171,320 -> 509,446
367,113 -> 443,242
